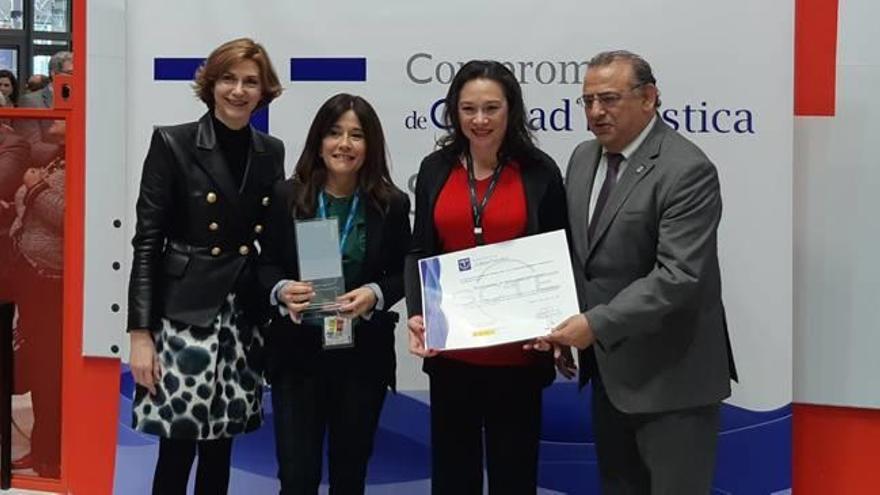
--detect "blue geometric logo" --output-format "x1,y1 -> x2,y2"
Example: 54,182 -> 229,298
152,56 -> 367,134
457,258 -> 471,271
290,57 -> 366,82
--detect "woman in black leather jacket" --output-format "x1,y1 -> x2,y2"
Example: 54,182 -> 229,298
126,38 -> 284,494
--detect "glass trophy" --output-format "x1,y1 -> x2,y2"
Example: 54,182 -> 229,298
295,218 -> 346,316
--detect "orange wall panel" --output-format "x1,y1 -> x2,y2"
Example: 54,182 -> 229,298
11,0 -> 122,493
794,404 -> 880,492
794,0 -> 839,116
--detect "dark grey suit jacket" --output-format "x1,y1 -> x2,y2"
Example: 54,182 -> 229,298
14,87 -> 59,167
567,116 -> 736,414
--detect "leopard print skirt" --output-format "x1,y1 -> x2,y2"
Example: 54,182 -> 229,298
131,294 -> 264,440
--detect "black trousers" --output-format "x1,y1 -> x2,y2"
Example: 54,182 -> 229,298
592,379 -> 720,495
271,352 -> 388,495
152,437 -> 233,495
428,359 -> 545,495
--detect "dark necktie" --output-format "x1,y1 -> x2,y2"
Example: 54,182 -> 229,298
588,152 -> 624,241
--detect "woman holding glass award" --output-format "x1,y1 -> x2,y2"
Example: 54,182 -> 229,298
126,38 -> 284,494
258,93 -> 411,493
404,60 -> 569,493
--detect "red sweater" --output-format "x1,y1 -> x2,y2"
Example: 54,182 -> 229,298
433,161 -> 539,366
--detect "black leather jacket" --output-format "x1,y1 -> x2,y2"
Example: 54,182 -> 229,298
127,112 -> 284,331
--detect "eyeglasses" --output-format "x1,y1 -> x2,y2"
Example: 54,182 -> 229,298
576,83 -> 646,109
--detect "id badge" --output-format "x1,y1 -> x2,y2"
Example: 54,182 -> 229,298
322,315 -> 354,349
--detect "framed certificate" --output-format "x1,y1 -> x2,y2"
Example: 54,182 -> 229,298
419,230 -> 580,350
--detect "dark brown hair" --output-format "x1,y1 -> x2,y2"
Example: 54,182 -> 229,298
438,60 -> 537,163
292,93 -> 396,217
588,50 -> 661,108
193,38 -> 283,110
0,69 -> 18,105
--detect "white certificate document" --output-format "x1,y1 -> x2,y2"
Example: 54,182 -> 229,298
418,230 -> 580,350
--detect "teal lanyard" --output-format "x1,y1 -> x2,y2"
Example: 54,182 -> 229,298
317,190 -> 360,255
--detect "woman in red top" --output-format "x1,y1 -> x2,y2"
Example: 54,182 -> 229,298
405,60 -> 569,494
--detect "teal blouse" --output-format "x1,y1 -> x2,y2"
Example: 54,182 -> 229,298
319,192 -> 366,290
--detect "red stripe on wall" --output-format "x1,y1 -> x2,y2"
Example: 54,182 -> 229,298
64,1 -> 123,493
794,404 -> 880,492
794,0 -> 839,116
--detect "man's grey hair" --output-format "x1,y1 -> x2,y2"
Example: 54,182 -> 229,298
48,51 -> 73,77
588,50 -> 661,107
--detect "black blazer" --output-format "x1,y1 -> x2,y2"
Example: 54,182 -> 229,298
257,179 -> 412,387
403,147 -> 569,382
128,112 -> 285,331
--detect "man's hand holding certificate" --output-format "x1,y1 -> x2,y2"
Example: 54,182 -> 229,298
418,230 -> 580,350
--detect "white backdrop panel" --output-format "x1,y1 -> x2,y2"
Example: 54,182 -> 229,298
122,0 -> 792,410
793,0 -> 880,408
83,0 -> 127,357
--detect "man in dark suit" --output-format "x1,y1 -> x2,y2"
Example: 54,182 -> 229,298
15,51 -> 72,167
540,50 -> 736,494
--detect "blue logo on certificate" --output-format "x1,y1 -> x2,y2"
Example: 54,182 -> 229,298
457,258 -> 472,271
